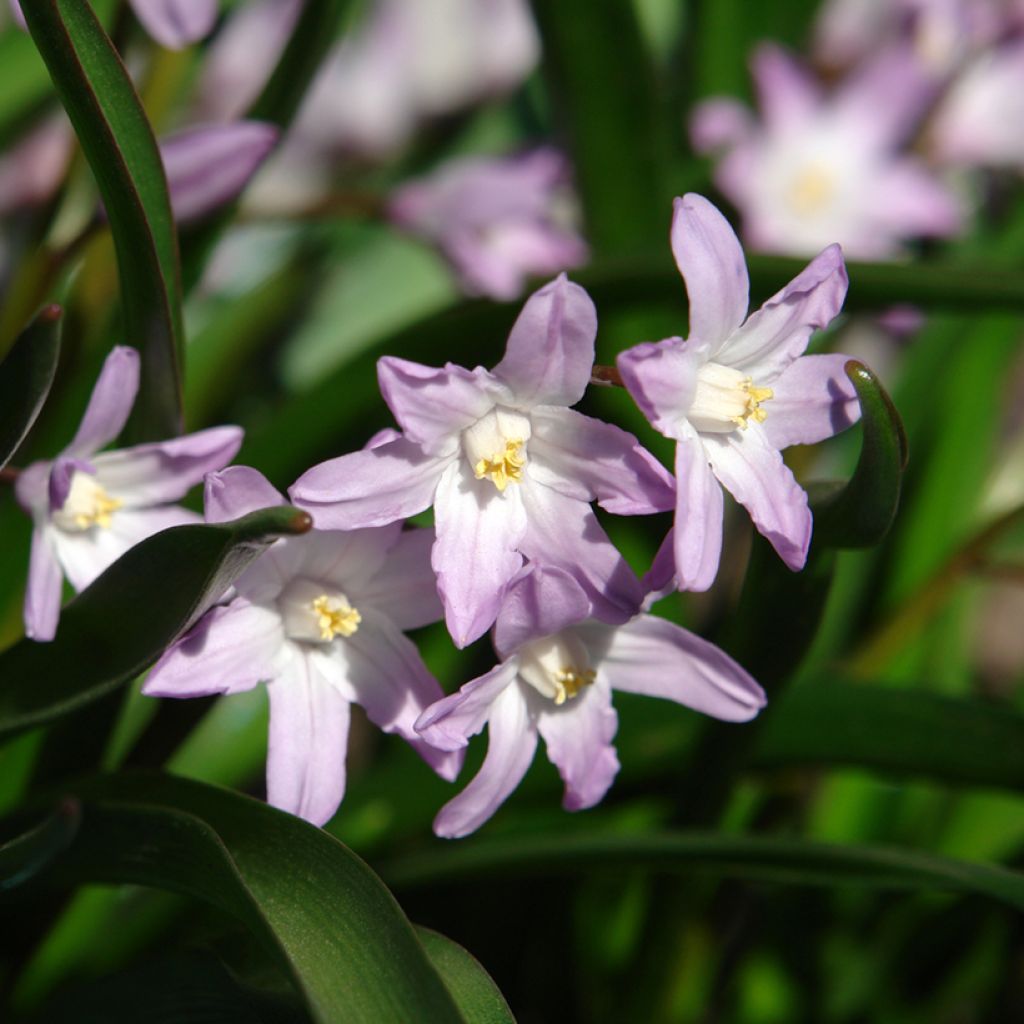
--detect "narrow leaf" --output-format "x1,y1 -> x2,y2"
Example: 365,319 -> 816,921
0,799 -> 79,893
0,304 -> 61,469
0,507 -> 311,740
21,0 -> 185,441
417,927 -> 516,1024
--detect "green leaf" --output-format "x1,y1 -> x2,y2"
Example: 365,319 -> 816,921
755,683 -> 1024,793
811,360 -> 907,549
21,0 -> 184,441
0,304 -> 62,470
0,507 -> 311,740
29,772 -> 466,1024
383,831 -> 1024,913
417,928 -> 517,1024
0,799 -> 79,893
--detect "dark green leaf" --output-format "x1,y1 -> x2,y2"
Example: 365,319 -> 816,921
31,773 -> 465,1024
0,305 -> 62,470
0,507 -> 311,740
417,928 -> 516,1024
0,800 -> 79,893
383,831 -> 1024,913
811,360 -> 907,549
21,0 -> 184,441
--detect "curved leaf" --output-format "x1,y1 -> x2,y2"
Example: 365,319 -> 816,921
0,799 -> 79,893
417,928 -> 517,1024
0,304 -> 61,470
383,831 -> 1024,913
21,0 -> 184,441
28,772 -> 465,1024
811,360 -> 907,549
0,506 -> 311,740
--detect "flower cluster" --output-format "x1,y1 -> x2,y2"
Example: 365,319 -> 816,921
20,195 -> 861,836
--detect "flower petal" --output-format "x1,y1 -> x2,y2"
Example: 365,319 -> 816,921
377,357 -> 496,453
433,683 -> 536,838
491,273 -> 597,407
577,614 -> 766,720
761,354 -> 861,450
493,564 -> 592,658
433,461 -> 526,647
704,425 -> 812,571
93,426 -> 243,507
719,244 -> 848,381
527,406 -> 675,515
355,526 -> 442,631
289,436 -> 449,529
335,611 -> 462,781
690,98 -> 754,154
415,658 -> 522,752
537,677 -> 619,810
672,432 -> 724,592
205,465 -> 286,524
616,337 -> 702,439
143,597 -> 284,698
871,160 -> 964,240
131,0 -> 217,49
65,347 -> 140,458
23,526 -> 63,642
519,482 -> 643,624
266,650 -> 351,826
671,194 -> 749,348
751,43 -> 820,131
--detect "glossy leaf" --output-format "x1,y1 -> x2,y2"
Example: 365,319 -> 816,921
30,772 -> 465,1024
0,799 -> 79,893
384,831 -> 1024,912
0,304 -> 61,470
811,360 -> 907,549
417,928 -> 517,1024
21,0 -> 184,441
0,506 -> 311,740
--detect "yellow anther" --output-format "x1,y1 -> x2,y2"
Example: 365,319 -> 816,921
787,164 -> 835,216
473,438 -> 526,492
731,379 -> 774,430
552,666 -> 596,705
312,595 -> 361,640
75,490 -> 121,529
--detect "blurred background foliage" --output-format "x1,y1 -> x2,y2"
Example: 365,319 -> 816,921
0,0 -> 1023,1021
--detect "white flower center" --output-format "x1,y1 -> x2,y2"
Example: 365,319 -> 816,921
785,162 -> 837,217
689,361 -> 773,434
279,577 -> 361,644
52,471 -> 122,532
518,632 -> 595,706
461,407 -> 532,493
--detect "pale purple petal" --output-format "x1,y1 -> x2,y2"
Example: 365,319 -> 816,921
721,244 -> 848,381
577,614 -> 765,721
672,432 -> 724,592
616,337 -> 702,440
704,426 -> 812,571
491,274 -> 597,407
143,598 -> 284,698
47,457 -> 94,513
871,160 -> 963,240
519,482 -> 642,625
205,465 -> 285,524
161,122 -> 279,223
266,653 -> 351,827
433,462 -> 526,647
671,194 -> 749,348
289,437 -> 450,529
377,357 -> 495,453
92,426 -> 243,507
690,98 -> 754,154
335,611 -> 462,781
288,524 -> 399,595
537,677 -> 619,810
23,526 -> 62,642
527,406 -> 675,515
13,461 -> 49,515
493,564 -> 592,658
433,684 -> 536,838
415,659 -> 522,752
751,43 -> 821,130
761,354 -> 861,450
131,0 -> 217,49
355,526 -> 442,631
640,528 -> 676,607
65,347 -> 140,458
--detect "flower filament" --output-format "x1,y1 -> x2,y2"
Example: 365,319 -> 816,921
518,633 -> 596,706
52,472 -> 122,532
312,594 -> 362,640
280,578 -> 361,644
689,362 -> 773,434
474,439 -> 526,492
462,407 -> 532,493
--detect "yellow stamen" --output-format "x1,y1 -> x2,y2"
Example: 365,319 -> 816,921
312,595 -> 361,640
552,666 -> 596,706
731,378 -> 774,430
787,164 -> 835,216
74,489 -> 121,529
473,438 -> 526,492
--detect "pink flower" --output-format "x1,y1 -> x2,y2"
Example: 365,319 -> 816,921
617,195 -> 860,591
416,565 -> 765,838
